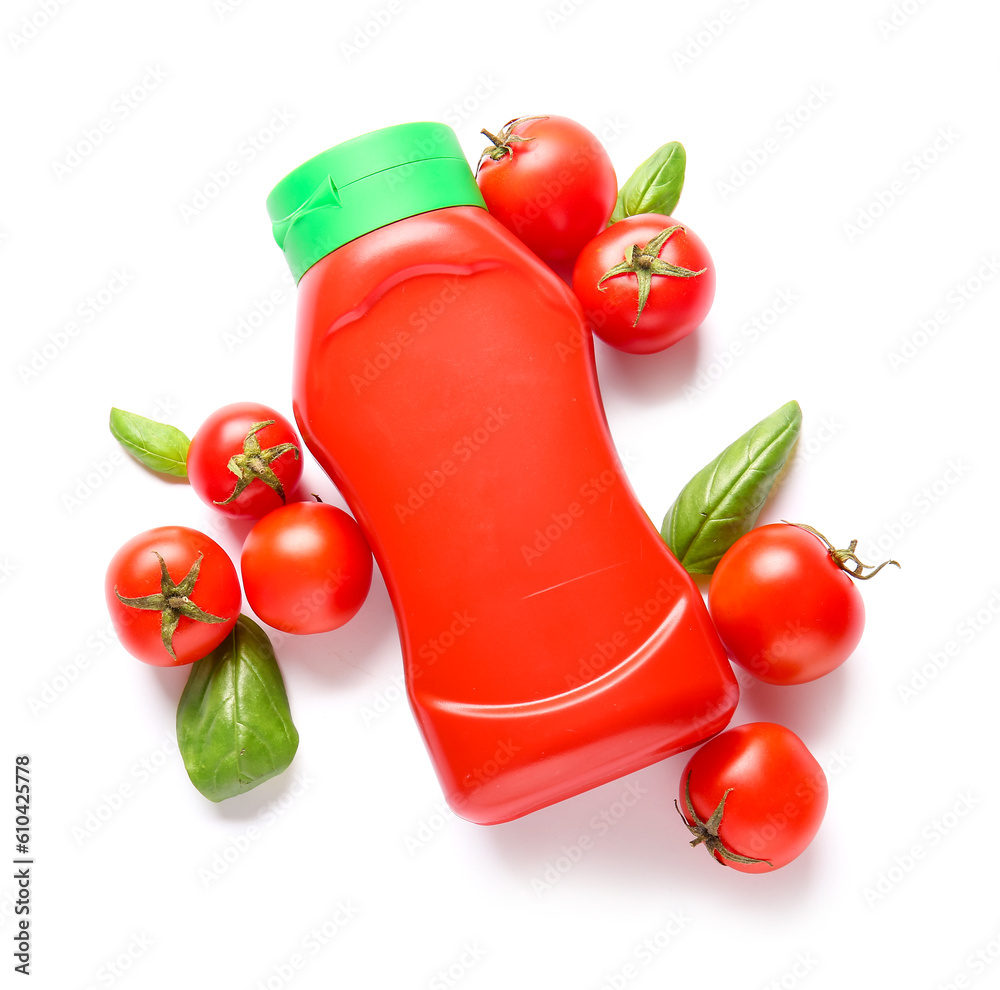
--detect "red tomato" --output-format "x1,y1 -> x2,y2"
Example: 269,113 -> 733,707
241,501 -> 373,635
708,522 -> 880,685
106,526 -> 241,666
186,402 -> 303,519
475,115 -> 617,271
572,213 -> 715,354
677,722 -> 828,873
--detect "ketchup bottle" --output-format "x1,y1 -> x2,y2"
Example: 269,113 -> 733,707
267,122 -> 738,825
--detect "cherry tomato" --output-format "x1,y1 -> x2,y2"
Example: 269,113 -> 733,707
708,522 -> 887,685
240,501 -> 374,635
475,115 -> 617,272
186,402 -> 303,519
106,526 -> 241,666
677,722 -> 828,873
572,213 -> 715,354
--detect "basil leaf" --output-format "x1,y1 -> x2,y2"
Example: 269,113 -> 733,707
109,407 -> 190,478
609,141 -> 686,224
661,400 -> 802,574
177,614 -> 299,802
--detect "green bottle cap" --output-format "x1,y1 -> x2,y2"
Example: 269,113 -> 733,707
266,121 -> 486,282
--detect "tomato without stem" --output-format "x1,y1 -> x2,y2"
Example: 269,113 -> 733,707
708,522 -> 898,684
186,402 -> 303,519
106,526 -> 242,666
241,501 -> 374,635
677,722 -> 828,873
476,115 -> 617,272
572,213 -> 715,354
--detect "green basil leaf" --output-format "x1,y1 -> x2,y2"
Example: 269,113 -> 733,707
609,141 -> 686,224
176,614 -> 299,802
109,407 -> 190,478
661,400 -> 802,574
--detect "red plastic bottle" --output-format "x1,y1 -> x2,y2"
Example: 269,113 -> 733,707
267,123 -> 738,825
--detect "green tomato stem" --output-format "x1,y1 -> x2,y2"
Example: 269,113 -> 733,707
674,771 -> 773,868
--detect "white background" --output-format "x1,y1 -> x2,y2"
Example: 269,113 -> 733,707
3,0 -> 999,987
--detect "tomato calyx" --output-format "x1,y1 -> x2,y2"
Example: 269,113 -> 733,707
215,421 -> 300,506
674,771 -> 774,868
783,521 -> 901,581
114,551 -> 230,660
596,225 -> 707,327
477,115 -> 549,168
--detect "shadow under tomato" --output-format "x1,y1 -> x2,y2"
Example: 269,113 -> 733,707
733,659 -> 852,741
143,567 -> 395,730
477,753 -> 822,906
254,567 -> 398,688
206,512 -> 257,549
146,661 -> 192,712
592,319 -> 704,407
